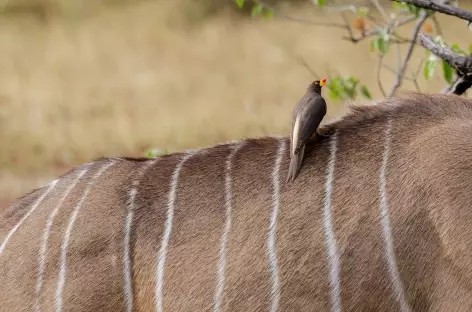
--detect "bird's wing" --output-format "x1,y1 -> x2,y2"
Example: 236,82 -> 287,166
290,93 -> 312,154
293,96 -> 327,153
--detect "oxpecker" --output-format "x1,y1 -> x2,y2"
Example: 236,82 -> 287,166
287,78 -> 328,183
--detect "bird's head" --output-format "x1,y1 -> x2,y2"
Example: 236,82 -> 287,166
309,78 -> 327,93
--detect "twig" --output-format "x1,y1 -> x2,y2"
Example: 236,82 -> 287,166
340,11 -> 355,39
255,1 -> 347,29
415,58 -> 425,77
366,14 -> 384,28
432,15 -> 443,35
342,15 -> 417,43
391,0 -> 472,23
296,56 -> 321,79
391,33 -> 421,44
276,15 -> 347,28
413,79 -> 421,91
395,23 -> 402,76
249,0 -> 371,45
388,11 -> 429,97
377,55 -> 387,96
381,63 -> 415,81
292,55 -> 335,93
412,58 -> 425,91
371,0 -> 391,23
321,4 -> 357,13
382,63 -> 398,75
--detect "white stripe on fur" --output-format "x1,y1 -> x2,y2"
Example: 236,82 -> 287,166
323,132 -> 342,312
155,152 -> 196,312
55,161 -> 115,312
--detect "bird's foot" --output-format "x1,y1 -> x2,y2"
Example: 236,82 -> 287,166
315,128 -> 332,138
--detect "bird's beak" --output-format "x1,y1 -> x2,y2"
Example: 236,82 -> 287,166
320,78 -> 327,87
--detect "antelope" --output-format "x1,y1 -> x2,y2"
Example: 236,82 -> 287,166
2,93 -> 472,312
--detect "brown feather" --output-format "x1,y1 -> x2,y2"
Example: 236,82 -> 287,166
287,80 -> 327,182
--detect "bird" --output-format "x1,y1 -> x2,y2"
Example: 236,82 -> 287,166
287,78 -> 328,183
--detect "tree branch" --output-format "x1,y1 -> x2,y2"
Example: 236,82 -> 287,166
441,75 -> 460,93
419,33 -> 472,95
391,0 -> 472,23
388,11 -> 429,97
419,33 -> 472,76
451,76 -> 472,95
250,0 -> 472,97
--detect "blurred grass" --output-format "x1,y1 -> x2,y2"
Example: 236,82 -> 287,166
0,0 -> 471,200
0,0 -> 306,21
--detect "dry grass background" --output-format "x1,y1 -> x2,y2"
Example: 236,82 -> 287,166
0,0 -> 470,204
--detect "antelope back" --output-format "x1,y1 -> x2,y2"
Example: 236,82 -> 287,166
2,93 -> 472,312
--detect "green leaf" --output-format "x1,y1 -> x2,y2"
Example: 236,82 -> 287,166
235,0 -> 245,8
313,0 -> 326,8
251,3 -> 263,17
262,8 -> 273,19
345,82 -> 357,98
424,58 -> 437,80
326,75 -> 374,102
377,36 -> 389,55
370,32 -> 389,55
451,43 -> 460,51
327,75 -> 366,101
347,76 -> 359,85
145,149 -> 157,158
424,8 -> 434,16
423,47 -> 431,57
327,77 -> 343,101
359,85 -> 372,99
451,43 -> 466,55
406,4 -> 420,17
144,147 -> 168,158
369,31 -> 390,55
357,7 -> 369,17
442,61 -> 454,84
468,43 -> 472,54
370,38 -> 378,53
391,2 -> 407,11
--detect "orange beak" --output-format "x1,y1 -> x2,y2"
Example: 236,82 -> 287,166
320,78 -> 327,87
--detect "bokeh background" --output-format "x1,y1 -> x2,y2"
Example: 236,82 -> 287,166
1,0 -> 470,209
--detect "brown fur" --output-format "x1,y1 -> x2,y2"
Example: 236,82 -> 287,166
2,93 -> 472,311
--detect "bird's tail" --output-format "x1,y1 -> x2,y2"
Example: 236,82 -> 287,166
286,144 -> 305,183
